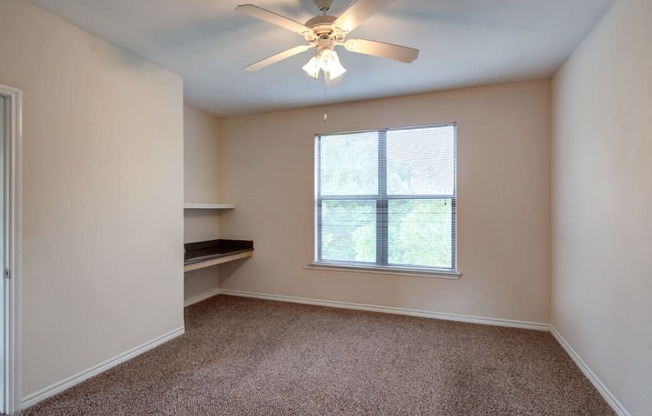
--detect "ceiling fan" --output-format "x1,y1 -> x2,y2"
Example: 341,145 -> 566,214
236,0 -> 419,80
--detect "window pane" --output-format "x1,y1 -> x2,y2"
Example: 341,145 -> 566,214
387,126 -> 455,196
388,199 -> 453,268
321,200 -> 376,263
319,132 -> 378,196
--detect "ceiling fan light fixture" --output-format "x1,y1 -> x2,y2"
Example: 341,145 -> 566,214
302,48 -> 346,80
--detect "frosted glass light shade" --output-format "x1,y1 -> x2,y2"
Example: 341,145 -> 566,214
302,56 -> 320,79
320,49 -> 346,80
326,60 -> 346,80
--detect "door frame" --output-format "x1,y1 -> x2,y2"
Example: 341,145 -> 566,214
0,83 -> 22,415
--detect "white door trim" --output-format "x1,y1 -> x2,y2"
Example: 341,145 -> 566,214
0,83 -> 22,415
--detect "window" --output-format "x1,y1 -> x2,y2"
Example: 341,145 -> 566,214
314,124 -> 457,274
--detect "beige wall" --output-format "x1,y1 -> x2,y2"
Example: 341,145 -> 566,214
551,0 -> 652,414
184,105 -> 221,302
0,0 -> 184,402
218,80 -> 551,324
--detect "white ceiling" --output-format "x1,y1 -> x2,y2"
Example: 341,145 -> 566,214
27,0 -> 612,116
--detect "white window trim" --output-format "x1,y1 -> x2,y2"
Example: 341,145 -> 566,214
314,123 -> 458,274
305,262 -> 461,279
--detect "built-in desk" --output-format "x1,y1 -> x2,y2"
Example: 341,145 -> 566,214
184,239 -> 254,272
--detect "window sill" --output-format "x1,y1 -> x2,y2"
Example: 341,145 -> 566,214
305,262 -> 461,280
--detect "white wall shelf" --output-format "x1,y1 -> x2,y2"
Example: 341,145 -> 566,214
184,203 -> 235,210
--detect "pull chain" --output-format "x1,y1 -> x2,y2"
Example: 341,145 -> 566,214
323,78 -> 328,122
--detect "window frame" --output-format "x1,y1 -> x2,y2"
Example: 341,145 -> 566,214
313,123 -> 459,278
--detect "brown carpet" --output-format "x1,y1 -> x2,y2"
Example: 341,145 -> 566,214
20,295 -> 615,416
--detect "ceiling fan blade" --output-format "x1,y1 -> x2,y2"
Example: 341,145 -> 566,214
334,0 -> 396,33
245,44 -> 314,71
344,38 -> 419,63
236,4 -> 310,35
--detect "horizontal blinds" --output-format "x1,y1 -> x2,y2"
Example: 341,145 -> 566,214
319,131 -> 378,196
317,124 -> 456,270
386,125 -> 455,197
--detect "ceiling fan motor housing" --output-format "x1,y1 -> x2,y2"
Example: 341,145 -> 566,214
304,15 -> 344,45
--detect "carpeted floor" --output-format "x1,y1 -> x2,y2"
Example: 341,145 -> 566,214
20,295 -> 615,415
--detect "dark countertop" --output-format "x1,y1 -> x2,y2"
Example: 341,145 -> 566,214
184,239 -> 254,265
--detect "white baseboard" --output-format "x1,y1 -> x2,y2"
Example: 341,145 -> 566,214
218,289 -> 550,331
550,326 -> 631,416
21,326 -> 185,410
184,287 -> 221,307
